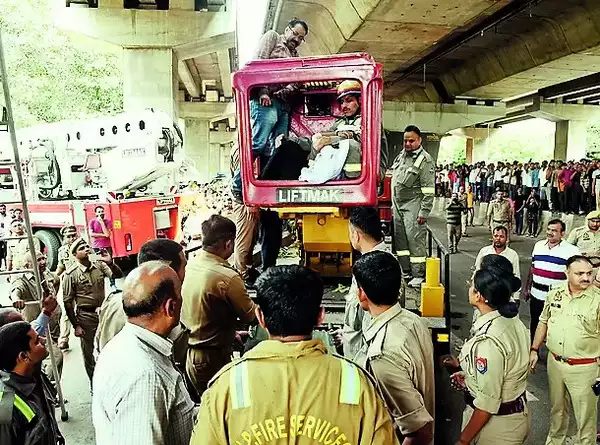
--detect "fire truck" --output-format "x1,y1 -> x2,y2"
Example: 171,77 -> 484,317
1,109 -> 197,269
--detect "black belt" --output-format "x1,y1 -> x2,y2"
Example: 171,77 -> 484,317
465,392 -> 526,416
189,343 -> 226,350
493,219 -> 509,223
77,306 -> 97,313
532,281 -> 550,292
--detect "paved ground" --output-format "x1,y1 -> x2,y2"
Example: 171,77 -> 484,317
427,216 -> 600,444
1,216 -> 597,444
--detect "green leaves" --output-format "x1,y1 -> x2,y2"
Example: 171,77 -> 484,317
1,0 -> 123,128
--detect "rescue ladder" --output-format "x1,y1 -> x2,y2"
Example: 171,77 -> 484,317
0,29 -> 68,421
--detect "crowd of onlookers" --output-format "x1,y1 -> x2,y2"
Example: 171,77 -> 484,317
436,159 -> 600,214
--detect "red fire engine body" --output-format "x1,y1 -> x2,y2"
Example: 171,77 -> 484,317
1,109 -> 195,269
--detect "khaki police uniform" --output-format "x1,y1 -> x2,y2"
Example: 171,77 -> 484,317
539,283 -> 600,445
189,339 -> 398,445
62,259 -> 115,383
57,244 -> 75,345
7,236 -> 41,271
355,303 -> 435,441
566,226 -> 600,259
391,147 -> 435,280
10,270 -> 64,379
181,250 -> 256,398
458,310 -> 531,444
487,199 -> 512,236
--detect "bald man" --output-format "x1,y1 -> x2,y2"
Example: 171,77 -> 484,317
94,239 -> 189,371
92,261 -> 196,445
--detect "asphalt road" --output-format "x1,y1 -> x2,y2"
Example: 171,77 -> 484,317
427,216 -> 599,445
0,216 -> 597,444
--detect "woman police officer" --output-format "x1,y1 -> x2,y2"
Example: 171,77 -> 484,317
444,255 -> 531,444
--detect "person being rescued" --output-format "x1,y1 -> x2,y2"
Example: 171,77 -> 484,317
278,80 -> 364,183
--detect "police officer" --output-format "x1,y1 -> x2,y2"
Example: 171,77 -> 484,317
189,265 -> 397,445
391,125 -> 435,287
353,251 -> 435,443
62,237 -> 123,386
487,191 -> 513,240
10,251 -> 63,379
0,321 -> 65,445
182,215 -> 256,400
56,225 -> 78,350
566,210 -> 600,262
445,255 -> 530,444
56,225 -> 78,276
530,256 -> 600,445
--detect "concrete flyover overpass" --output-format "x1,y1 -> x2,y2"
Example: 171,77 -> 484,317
265,0 -> 600,162
55,0 -> 600,178
56,0 -> 238,180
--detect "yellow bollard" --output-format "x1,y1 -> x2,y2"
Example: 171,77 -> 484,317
420,257 -> 445,317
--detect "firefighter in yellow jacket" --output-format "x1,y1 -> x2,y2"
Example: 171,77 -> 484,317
189,265 -> 397,445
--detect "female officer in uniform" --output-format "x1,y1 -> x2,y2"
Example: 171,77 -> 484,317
444,255 -> 531,444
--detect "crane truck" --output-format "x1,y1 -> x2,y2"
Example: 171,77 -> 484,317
0,109 -> 199,269
233,53 -> 450,355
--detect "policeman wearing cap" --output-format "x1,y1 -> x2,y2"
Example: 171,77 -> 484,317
62,237 -> 123,386
567,210 -> 600,264
285,79 -> 388,180
56,225 -> 78,350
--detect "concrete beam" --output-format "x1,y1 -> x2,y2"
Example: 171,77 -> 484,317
217,49 -> 233,98
382,101 -> 506,133
174,32 -> 236,61
209,130 -> 236,144
178,101 -> 236,119
55,8 -> 234,48
177,60 -> 200,98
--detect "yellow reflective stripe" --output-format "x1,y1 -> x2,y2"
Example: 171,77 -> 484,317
410,256 -> 427,263
229,361 -> 251,409
396,250 -> 411,257
344,163 -> 362,172
14,394 -> 35,422
339,360 -> 360,405
421,187 -> 435,194
437,333 -> 449,343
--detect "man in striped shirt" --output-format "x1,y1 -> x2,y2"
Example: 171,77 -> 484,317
524,219 -> 580,343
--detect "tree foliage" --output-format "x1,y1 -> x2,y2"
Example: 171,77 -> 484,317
0,0 -> 123,128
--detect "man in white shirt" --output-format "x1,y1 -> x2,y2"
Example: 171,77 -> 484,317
523,219 -> 580,343
592,165 -> 600,211
473,225 -> 520,302
469,165 -> 480,200
92,261 -> 196,445
338,207 -> 403,360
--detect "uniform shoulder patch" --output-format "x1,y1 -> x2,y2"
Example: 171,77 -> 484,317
475,357 -> 488,374
64,263 -> 79,275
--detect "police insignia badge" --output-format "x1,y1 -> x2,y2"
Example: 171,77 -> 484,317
476,357 -> 488,374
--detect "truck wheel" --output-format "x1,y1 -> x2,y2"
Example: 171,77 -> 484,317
35,230 -> 61,271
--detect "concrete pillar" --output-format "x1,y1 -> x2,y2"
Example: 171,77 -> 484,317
554,120 -> 587,161
183,118 -> 211,181
123,48 -> 179,118
466,138 -> 474,164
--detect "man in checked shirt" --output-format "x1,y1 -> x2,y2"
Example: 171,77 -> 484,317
230,17 -> 309,284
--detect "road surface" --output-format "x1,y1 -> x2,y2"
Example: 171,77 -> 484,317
0,216 -> 596,444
